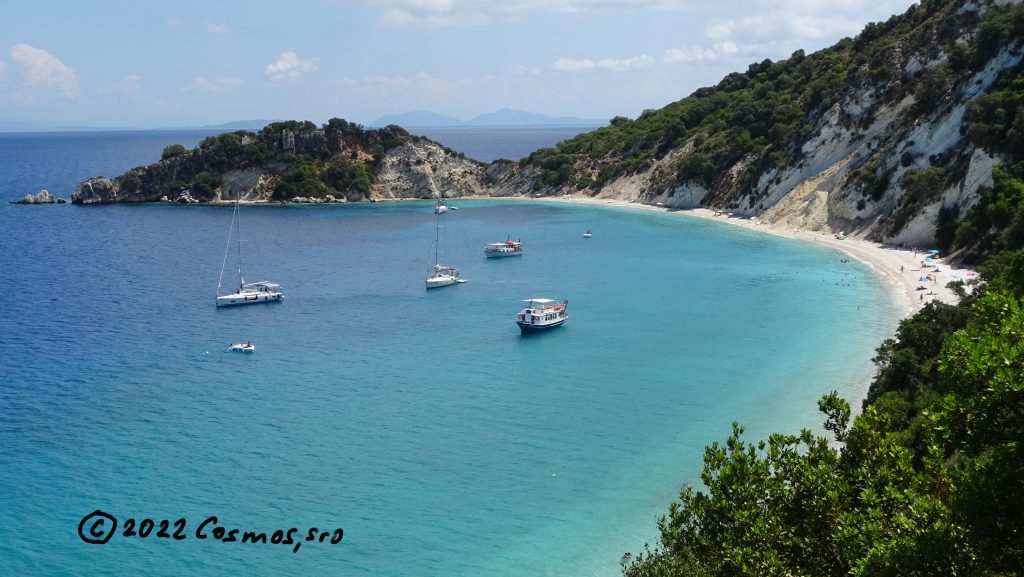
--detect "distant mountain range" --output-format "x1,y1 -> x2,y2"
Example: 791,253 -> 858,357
156,119 -> 282,131
369,108 -> 606,128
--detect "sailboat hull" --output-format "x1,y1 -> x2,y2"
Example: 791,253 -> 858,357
425,275 -> 458,289
216,291 -> 283,307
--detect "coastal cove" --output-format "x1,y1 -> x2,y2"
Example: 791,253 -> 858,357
0,198 -> 901,577
2,0 -> 1020,571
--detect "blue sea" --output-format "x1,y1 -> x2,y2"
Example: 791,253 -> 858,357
408,126 -> 598,162
0,129 -> 899,576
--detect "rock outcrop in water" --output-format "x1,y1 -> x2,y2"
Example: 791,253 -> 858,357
11,189 -> 65,204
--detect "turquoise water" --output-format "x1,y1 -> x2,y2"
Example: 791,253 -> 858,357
0,200 -> 898,576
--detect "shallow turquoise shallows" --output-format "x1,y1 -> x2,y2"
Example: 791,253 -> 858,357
0,199 -> 898,577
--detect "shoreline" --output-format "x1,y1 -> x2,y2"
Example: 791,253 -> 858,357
528,195 -> 973,319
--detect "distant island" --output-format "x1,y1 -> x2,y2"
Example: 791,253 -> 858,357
369,108 -> 606,128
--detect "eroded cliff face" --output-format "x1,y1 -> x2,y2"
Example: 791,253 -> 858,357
371,140 -> 488,201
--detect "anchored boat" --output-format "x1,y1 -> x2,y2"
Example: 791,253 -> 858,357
516,298 -> 568,334
426,194 -> 466,289
216,195 -> 283,307
483,238 -> 523,258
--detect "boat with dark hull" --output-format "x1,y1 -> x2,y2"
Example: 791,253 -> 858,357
516,298 -> 568,334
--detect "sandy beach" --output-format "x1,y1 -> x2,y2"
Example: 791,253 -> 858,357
532,196 -> 974,319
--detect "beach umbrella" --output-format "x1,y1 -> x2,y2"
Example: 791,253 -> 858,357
918,277 -> 929,282
928,249 -> 940,254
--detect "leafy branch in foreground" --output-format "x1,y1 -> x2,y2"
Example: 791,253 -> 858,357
626,290 -> 1024,577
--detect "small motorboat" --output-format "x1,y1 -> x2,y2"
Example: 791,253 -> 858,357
582,230 -> 592,238
229,341 -> 255,352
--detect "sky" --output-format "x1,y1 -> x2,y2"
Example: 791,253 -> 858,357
0,0 -> 918,129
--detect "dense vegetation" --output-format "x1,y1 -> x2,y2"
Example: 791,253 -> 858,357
524,0 -> 1024,214
617,3 -> 1024,574
158,118 -> 415,201
624,163 -> 1024,576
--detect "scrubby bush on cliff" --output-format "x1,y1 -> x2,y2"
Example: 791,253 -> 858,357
192,171 -> 219,199
273,156 -> 331,199
197,130 -> 270,171
967,74 -> 1024,163
951,163 -> 1024,263
161,144 -> 187,160
323,154 -> 373,195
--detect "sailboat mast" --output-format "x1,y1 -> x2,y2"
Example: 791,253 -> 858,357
235,194 -> 245,289
431,211 -> 441,268
217,198 -> 237,295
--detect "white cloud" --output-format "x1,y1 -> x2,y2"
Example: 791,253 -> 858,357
96,74 -> 141,95
509,65 -> 543,77
203,18 -> 232,34
553,54 -> 655,73
553,57 -> 595,72
0,60 -> 6,81
264,51 -> 320,83
112,74 -> 141,93
703,0 -> 917,45
181,75 -> 243,92
704,19 -> 735,40
165,15 -> 182,29
9,44 -> 79,97
381,5 -> 489,28
662,41 -> 737,63
358,71 -> 472,99
596,54 -> 655,72
706,14 -> 852,43
362,0 -> 698,28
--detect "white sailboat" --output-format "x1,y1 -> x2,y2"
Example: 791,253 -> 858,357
432,178 -> 448,214
425,200 -> 466,289
216,195 -> 283,307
